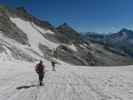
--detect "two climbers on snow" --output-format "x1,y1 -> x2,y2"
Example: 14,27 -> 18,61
35,49 -> 57,86
35,60 -> 56,86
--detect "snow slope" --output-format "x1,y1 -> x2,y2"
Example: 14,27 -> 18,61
0,17 -> 79,64
0,60 -> 133,100
0,32 -> 43,61
10,17 -> 59,56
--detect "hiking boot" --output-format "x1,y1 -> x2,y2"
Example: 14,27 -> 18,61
40,81 -> 44,86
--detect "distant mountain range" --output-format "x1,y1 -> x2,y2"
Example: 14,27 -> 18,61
81,28 -> 133,57
0,5 -> 133,66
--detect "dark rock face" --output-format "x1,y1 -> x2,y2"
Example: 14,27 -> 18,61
81,32 -> 105,44
56,23 -> 81,44
55,44 -> 96,66
56,45 -> 85,65
38,43 -> 52,59
0,6 -> 29,45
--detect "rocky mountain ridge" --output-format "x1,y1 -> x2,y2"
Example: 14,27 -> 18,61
0,5 -> 133,66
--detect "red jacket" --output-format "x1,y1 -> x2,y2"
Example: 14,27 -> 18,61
35,63 -> 45,74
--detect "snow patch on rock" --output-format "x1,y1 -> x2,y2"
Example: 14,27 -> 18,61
68,44 -> 77,52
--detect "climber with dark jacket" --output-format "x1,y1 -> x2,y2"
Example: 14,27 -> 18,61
35,60 -> 45,86
51,61 -> 56,71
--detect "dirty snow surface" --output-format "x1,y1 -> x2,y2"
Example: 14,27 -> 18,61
0,61 -> 133,100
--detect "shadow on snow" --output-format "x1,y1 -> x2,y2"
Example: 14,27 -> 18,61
16,84 -> 38,90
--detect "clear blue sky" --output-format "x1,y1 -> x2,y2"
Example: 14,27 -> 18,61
0,0 -> 133,33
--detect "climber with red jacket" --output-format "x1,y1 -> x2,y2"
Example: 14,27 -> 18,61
35,60 -> 45,86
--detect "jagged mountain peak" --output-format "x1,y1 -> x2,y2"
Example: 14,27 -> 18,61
16,6 -> 27,12
109,28 -> 133,39
56,23 -> 81,43
14,6 -> 55,31
0,6 -> 27,14
57,22 -> 77,32
0,5 -> 12,16
119,28 -> 133,35
15,6 -> 30,17
61,22 -> 70,27
57,22 -> 80,36
120,28 -> 131,32
0,5 -> 9,11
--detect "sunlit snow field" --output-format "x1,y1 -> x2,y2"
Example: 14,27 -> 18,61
0,60 -> 133,100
